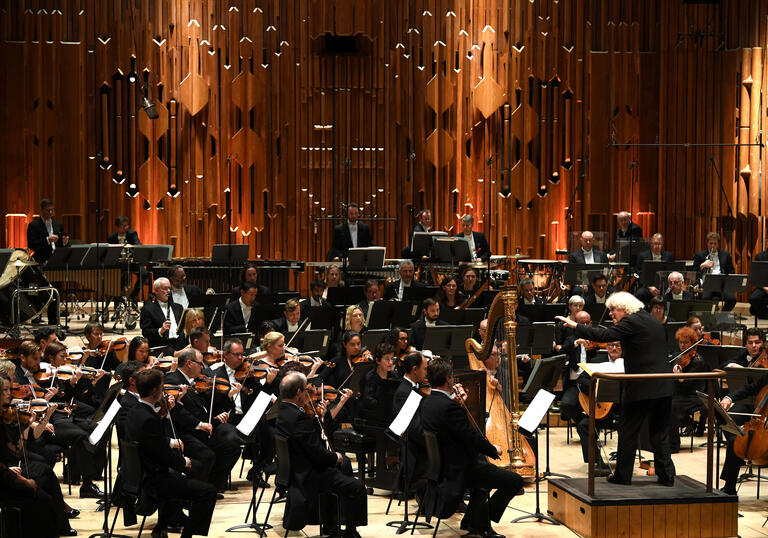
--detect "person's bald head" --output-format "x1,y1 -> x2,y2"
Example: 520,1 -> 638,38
580,231 -> 594,250
575,310 -> 592,325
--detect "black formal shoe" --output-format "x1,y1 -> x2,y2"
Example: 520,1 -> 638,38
320,525 -> 340,537
657,477 -> 675,487
150,527 -> 168,538
166,524 -> 184,533
594,462 -> 611,477
216,493 -> 225,500
480,529 -> 505,538
79,482 -> 105,498
720,486 -> 737,495
60,528 -> 78,536
66,508 -> 81,519
341,529 -> 361,538
606,473 -> 631,485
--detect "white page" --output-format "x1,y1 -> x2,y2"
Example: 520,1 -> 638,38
518,389 -> 555,434
388,390 -> 423,437
88,398 -> 121,446
236,391 -> 272,437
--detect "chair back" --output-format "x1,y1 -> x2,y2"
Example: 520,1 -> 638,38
423,431 -> 441,482
118,439 -> 143,497
273,433 -> 292,489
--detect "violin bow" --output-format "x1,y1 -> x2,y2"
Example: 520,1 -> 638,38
285,317 -> 310,349
98,340 -> 114,371
668,338 -> 704,364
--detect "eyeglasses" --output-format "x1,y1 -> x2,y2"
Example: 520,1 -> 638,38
191,360 -> 204,367
229,352 -> 244,357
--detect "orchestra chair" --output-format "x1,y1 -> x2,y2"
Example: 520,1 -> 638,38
57,447 -> 73,495
410,431 -> 443,538
0,504 -> 22,537
332,426 -> 377,487
108,439 -> 151,538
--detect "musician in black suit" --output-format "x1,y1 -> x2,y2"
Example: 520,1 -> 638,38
567,230 -> 609,265
167,265 -> 207,310
229,263 -> 274,303
356,279 -> 381,325
634,234 -> 677,303
140,277 -> 184,350
271,298 -> 306,335
392,351 -> 429,483
384,260 -> 426,301
454,214 -> 491,262
693,232 -> 736,311
27,198 -> 69,263
327,202 -> 373,260
124,369 -> 217,538
518,278 -> 544,305
275,371 -> 367,537
164,349 -> 242,492
583,274 -> 612,307
409,298 -> 449,350
558,291 -> 676,486
749,248 -> 768,317
662,272 -> 693,302
615,211 -> 643,242
106,215 -> 141,245
300,279 -> 329,313
405,208 -> 433,258
420,358 -> 523,538
224,282 -> 263,335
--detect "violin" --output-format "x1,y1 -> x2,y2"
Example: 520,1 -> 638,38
702,332 -> 721,346
202,348 -> 223,365
351,349 -> 373,364
193,375 -> 253,395
234,363 -> 272,382
152,357 -> 176,372
163,384 -> 185,399
10,382 -> 45,400
417,381 -> 431,397
303,384 -> 339,415
96,337 -> 128,354
583,341 -> 607,351
749,346 -> 768,369
2,405 -> 34,427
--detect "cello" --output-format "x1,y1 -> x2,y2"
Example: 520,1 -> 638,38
465,286 -> 536,481
733,384 -> 768,466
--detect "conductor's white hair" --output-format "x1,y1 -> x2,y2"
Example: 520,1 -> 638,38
605,291 -> 644,315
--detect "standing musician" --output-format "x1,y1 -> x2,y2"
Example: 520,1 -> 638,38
669,327 -> 708,453
615,211 -> 643,241
107,215 -> 141,246
693,232 -> 736,311
27,198 -> 69,326
413,208 -> 432,236
567,230 -> 609,265
327,202 -> 373,261
230,263 -> 274,304
384,260 -> 426,301
124,369 -> 218,538
275,372 -> 368,537
454,214 -> 491,262
164,348 -> 242,493
420,358 -> 523,538
140,277 -> 184,350
557,291 -> 676,486
410,298 -> 449,351
519,278 -> 544,305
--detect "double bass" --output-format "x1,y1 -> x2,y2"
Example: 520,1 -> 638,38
465,287 -> 536,481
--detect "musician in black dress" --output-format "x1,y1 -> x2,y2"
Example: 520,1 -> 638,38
359,342 -> 398,423
669,327 -> 708,453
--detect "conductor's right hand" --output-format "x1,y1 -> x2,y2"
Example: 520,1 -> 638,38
494,444 -> 503,458
720,397 -> 733,411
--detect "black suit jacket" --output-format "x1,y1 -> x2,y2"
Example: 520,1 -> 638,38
230,283 -> 273,303
636,249 -> 675,265
123,400 -> 187,476
106,230 -> 142,245
164,370 -> 210,433
693,249 -> 735,275
115,391 -> 141,439
567,249 -> 609,265
26,217 -> 67,263
327,221 -> 373,260
615,222 -> 643,241
223,299 -> 258,335
420,390 -> 498,517
663,289 -> 693,301
575,309 -> 674,402
756,250 -> 768,263
409,318 -> 449,350
140,300 -> 184,349
453,231 -> 491,262
384,279 -> 426,301
271,315 -> 308,336
583,288 -> 612,307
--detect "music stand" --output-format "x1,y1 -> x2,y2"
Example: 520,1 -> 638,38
613,239 -> 650,265
516,323 -> 556,356
368,301 -> 395,330
361,329 -> 390,350
664,321 -> 686,353
695,391 -> 745,436
347,247 -> 386,271
702,274 -> 748,295
299,329 -> 331,357
666,300 -> 717,323
402,286 -> 438,303
421,326 -> 452,357
411,231 -> 446,259
750,261 -> 768,287
326,286 -> 364,306
433,237 -> 472,264
517,303 -> 568,323
584,303 -> 607,325
44,247 -> 77,331
638,261 -> 687,288
306,305 -> 339,330
475,289 -> 500,309
211,243 -> 249,265
339,361 -> 376,394
392,301 -> 420,327
563,263 -> 608,287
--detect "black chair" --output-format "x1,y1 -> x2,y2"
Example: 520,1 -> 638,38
0,504 -> 22,538
411,431 -> 442,538
108,439 -> 151,538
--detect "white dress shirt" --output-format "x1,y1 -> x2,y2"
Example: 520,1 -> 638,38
44,219 -> 56,251
348,222 -> 358,248
171,286 -> 189,309
240,298 -> 252,327
570,344 -> 587,380
582,249 -> 595,264
224,364 -> 243,414
652,252 -> 661,261
397,279 -> 411,301
709,251 -> 721,274
463,233 -> 477,260
157,300 -> 178,339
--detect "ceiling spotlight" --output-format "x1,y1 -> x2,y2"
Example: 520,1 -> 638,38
126,183 -> 140,197
112,170 -> 126,184
498,187 -> 511,198
537,185 -> 548,198
98,153 -> 112,170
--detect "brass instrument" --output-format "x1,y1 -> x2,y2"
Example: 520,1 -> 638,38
465,287 -> 536,481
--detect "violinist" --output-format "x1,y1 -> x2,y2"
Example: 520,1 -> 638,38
359,342 -> 399,424
275,372 -> 367,537
176,327 -> 215,373
123,369 -> 218,538
140,277 -> 184,350
0,373 -> 79,536
163,348 -> 242,493
436,275 -> 463,310
342,305 -> 367,337
323,330 -> 365,389
391,351 -> 429,484
727,327 -> 764,368
255,331 -> 286,395
420,358 -> 522,538
33,326 -> 58,353
410,298 -> 448,350
669,327 -> 708,453
387,327 -> 415,365
81,322 -> 121,406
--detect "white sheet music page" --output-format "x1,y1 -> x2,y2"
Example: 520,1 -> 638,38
388,390 -> 423,437
518,389 -> 555,434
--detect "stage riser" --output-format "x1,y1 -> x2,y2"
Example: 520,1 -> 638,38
548,483 -> 739,537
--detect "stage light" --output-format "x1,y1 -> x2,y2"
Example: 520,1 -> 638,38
112,170 -> 126,184
126,183 -> 140,198
166,184 -> 180,198
128,71 -> 137,83
538,185 -> 548,198
498,187 -> 511,198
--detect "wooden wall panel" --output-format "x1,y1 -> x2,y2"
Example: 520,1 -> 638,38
0,0 -> 767,271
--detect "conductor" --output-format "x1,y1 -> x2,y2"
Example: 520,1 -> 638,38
557,291 -> 676,486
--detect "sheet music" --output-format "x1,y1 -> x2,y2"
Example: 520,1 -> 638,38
579,359 -> 625,376
236,391 -> 272,437
88,398 -> 121,446
388,390 -> 423,437
518,389 -> 555,434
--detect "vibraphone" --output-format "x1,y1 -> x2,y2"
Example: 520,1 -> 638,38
44,267 -> 122,299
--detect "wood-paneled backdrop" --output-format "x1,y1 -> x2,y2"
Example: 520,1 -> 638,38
1,0 -> 767,270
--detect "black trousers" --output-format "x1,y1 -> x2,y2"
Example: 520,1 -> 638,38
560,383 -> 605,464
750,288 -> 768,318
23,461 -> 70,532
614,396 -> 675,483
149,469 -> 217,535
192,423 -> 242,491
316,455 -> 368,529
462,461 -> 523,531
45,412 -> 104,482
669,393 -> 707,452
179,433 -> 216,482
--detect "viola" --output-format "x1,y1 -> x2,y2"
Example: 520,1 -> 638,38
10,382 -> 44,400
152,357 -> 176,372
702,332 -> 721,346
303,384 -> 339,415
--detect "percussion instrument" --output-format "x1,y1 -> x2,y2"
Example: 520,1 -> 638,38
0,249 -> 54,325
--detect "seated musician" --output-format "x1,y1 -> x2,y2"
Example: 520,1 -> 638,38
275,371 -> 368,537
664,271 -> 692,302
107,215 -> 146,302
567,230 -> 608,265
168,265 -> 210,309
410,298 -> 449,350
271,298 -> 306,334
633,234 -> 676,303
519,277 -> 544,305
387,327 -> 415,366
460,266 -> 480,297
583,273 -> 612,306
420,358 -> 523,538
719,368 -> 768,494
648,296 -> 667,324
392,352 -> 429,486
173,307 -> 205,351
300,279 -> 329,314
669,327 -> 708,453
0,373 -> 79,536
255,331 -> 288,394
173,327 -> 217,372
34,327 -> 58,353
693,232 -> 736,311
607,211 -> 643,262
359,342 -> 398,424
124,369 -> 218,538
749,247 -> 768,318
14,341 -> 106,500
114,360 -> 146,438
454,214 -> 491,262
223,282 -> 262,335
322,264 -> 343,299
726,327 -> 764,368
384,260 -> 425,301
164,348 -> 242,493
327,202 -> 373,261
231,263 -> 274,304
322,330 -> 367,390
436,275 -> 463,310
558,310 -> 613,474
356,279 -> 381,325
554,295 -> 585,352
407,208 -> 433,258
80,322 -> 121,406
140,277 -> 184,350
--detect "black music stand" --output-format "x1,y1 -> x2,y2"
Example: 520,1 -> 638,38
411,232 -> 446,260
126,246 -> 153,303
326,286 -> 364,306
347,247 -> 386,271
368,301 -> 395,330
666,300 -> 717,323
339,361 -> 375,394
212,243 -> 249,289
563,263 -> 608,287
516,323 -> 556,356
433,237 -> 472,265
664,321 -> 686,352
702,274 -> 748,295
402,285 -> 438,303
613,239 -> 650,264
724,367 -> 766,405
299,329 -> 331,357
474,289 -> 500,309
422,324 -> 473,368
306,305 -> 339,330
697,345 -> 743,371
516,303 -> 568,323
392,301 -> 420,327
638,261 -> 687,288
584,303 -> 607,325
361,329 -> 390,350
83,244 -> 123,327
